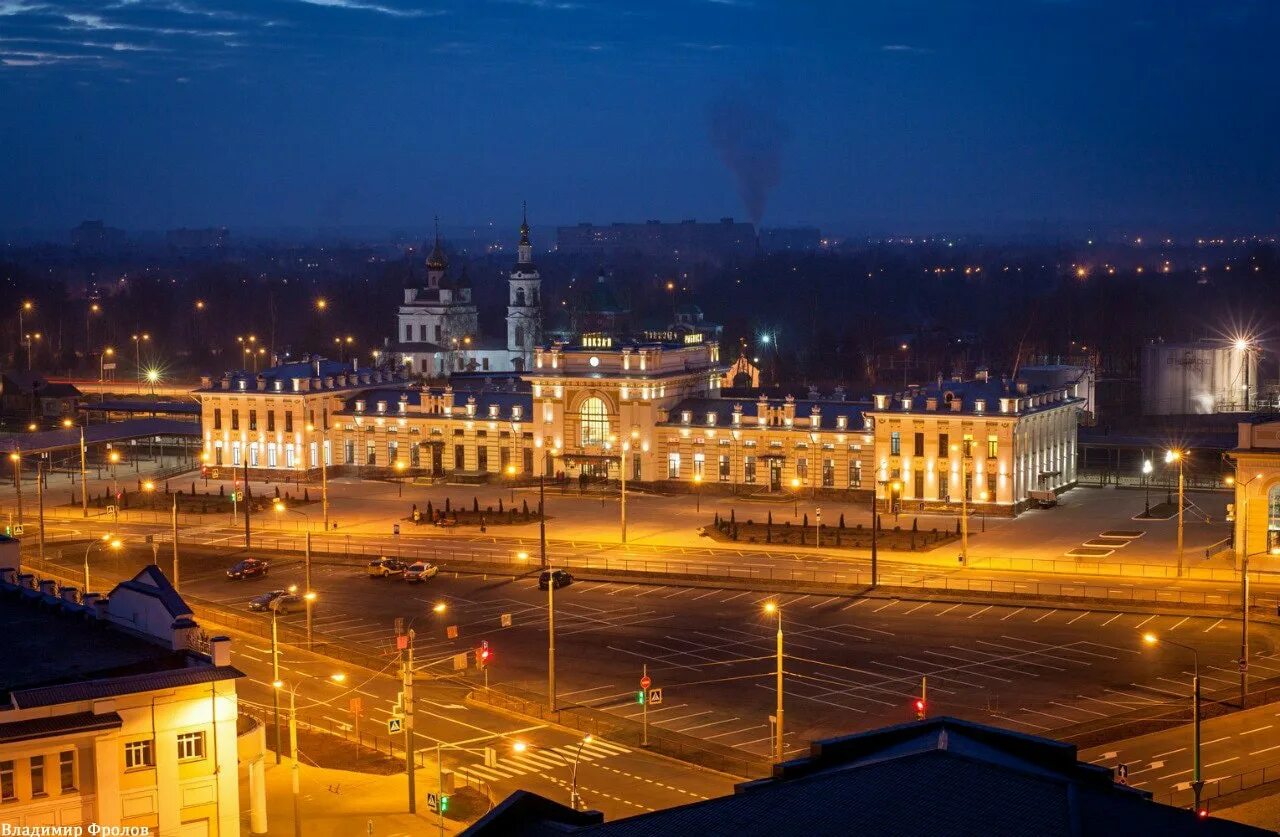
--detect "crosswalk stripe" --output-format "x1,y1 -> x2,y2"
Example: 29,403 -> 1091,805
524,750 -> 569,767
582,739 -> 630,756
506,753 -> 559,771
455,765 -> 510,782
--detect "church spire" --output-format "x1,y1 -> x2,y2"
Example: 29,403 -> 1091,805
516,202 -> 533,266
426,214 -> 447,272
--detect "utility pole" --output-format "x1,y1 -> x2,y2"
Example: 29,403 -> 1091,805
305,531 -> 314,649
271,606 -> 282,765
171,493 -> 179,591
36,458 -> 44,562
539,470 -> 547,569
1177,454 -> 1185,577
12,451 -> 22,531
641,663 -> 649,746
620,444 -> 627,544
774,606 -> 784,762
79,425 -> 87,518
403,628 -> 416,813
548,562 -> 557,711
870,510 -> 879,587
959,446 -> 969,566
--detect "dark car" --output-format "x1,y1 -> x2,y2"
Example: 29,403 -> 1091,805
367,558 -> 408,578
227,558 -> 269,580
248,590 -> 303,613
403,561 -> 439,583
538,569 -> 573,590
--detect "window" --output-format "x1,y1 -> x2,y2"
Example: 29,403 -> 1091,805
693,452 -> 705,478
743,455 -> 756,484
962,434 -> 974,458
125,740 -> 154,770
986,473 -> 997,500
523,448 -> 533,474
29,756 -> 43,796
822,458 -> 835,487
232,442 -> 242,467
500,447 -> 510,473
58,751 -> 75,791
938,433 -> 949,457
849,459 -> 862,488
411,443 -> 421,467
344,440 -> 355,465
231,409 -> 240,431
434,325 -> 442,343
388,440 -> 399,465
213,408 -> 222,430
579,397 -> 609,447
419,324 -> 427,341
477,446 -> 488,471
987,435 -> 998,459
267,410 -> 275,432
454,445 -> 465,469
796,457 -> 808,480
285,412 -> 293,433
285,444 -> 295,468
667,452 -> 681,479
914,470 -> 924,499
913,432 -> 924,457
890,431 -> 901,456
365,441 -> 376,466
719,454 -> 731,481
0,760 -> 12,801
405,324 -> 413,342
249,442 -> 259,467
249,410 -> 258,431
176,732 -> 205,761
310,442 -> 318,468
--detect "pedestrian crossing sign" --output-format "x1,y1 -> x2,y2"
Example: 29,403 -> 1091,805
388,716 -> 403,734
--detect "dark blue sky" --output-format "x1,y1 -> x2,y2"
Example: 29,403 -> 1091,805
2,0 -> 1278,236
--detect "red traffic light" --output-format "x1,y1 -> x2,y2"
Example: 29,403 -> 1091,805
913,699 -> 926,720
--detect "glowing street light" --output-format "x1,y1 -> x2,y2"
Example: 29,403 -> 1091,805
764,601 -> 784,762
1143,633 -> 1202,812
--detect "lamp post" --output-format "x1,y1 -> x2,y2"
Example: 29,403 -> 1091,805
978,490 -> 988,533
1226,472 -> 1265,706
790,476 -> 800,517
1143,633 -> 1202,811
763,601 -> 784,762
99,347 -> 114,382
142,481 -> 181,590
1166,450 -> 1185,577
64,419 -> 88,518
82,534 -> 122,594
273,673 -> 346,837
306,422 -> 330,532
17,301 -> 32,368
9,452 -> 22,531
1142,458 -> 1153,515
131,333 -> 150,393
273,499 -> 315,647
394,460 -> 406,497
547,560 -> 557,711
24,332 -> 40,371
693,472 -> 702,513
952,443 -> 971,566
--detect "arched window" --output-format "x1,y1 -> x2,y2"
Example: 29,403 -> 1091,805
1269,485 -> 1280,553
516,288 -> 526,307
579,397 -> 609,446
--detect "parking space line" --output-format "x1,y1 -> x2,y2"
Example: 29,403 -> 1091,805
842,599 -> 868,610
935,604 -> 961,616
1134,615 -> 1156,629
1203,619 -> 1223,633
1100,613 -> 1123,626
873,600 -> 899,613
1001,607 -> 1025,621
1033,609 -> 1057,623
1168,616 -> 1189,632
903,602 -> 929,616
967,606 -> 993,620
1067,611 -> 1090,625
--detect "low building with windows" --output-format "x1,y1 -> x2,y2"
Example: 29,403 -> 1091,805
1228,419 -> 1280,562
195,356 -> 409,479
865,373 -> 1083,515
0,565 -> 242,836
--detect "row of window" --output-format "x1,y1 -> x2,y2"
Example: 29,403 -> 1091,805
888,431 -> 999,459
0,751 -> 75,801
213,407 -> 328,433
888,471 -> 999,502
666,452 -> 864,488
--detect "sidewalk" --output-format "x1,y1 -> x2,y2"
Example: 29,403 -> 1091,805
248,756 -> 466,837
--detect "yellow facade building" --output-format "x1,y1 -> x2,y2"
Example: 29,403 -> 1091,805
1229,419 -> 1280,562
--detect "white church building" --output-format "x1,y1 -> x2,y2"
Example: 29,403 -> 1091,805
395,209 -> 543,376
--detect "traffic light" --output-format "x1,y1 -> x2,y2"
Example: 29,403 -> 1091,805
913,698 -> 926,721
478,643 -> 491,667
636,690 -> 645,705
440,795 -> 450,814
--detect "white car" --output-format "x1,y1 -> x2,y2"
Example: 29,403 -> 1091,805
403,561 -> 440,583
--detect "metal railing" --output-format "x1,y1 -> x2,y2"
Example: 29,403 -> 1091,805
1157,762 -> 1280,809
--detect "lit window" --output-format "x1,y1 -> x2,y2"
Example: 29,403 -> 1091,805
58,751 -> 75,792
0,760 -> 12,801
579,397 -> 609,446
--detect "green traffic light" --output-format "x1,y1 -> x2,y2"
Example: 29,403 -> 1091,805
636,690 -> 645,704
440,795 -> 449,813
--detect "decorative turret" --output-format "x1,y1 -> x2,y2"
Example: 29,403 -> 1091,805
426,215 -> 447,289
507,202 -> 543,372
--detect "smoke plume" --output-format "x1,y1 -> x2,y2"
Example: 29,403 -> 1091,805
707,88 -> 790,226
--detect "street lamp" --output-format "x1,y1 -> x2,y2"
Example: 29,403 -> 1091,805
144,367 -> 161,396
17,301 -> 32,367
1142,458 -> 1154,515
693,472 -> 702,513
63,418 -> 88,518
1226,471 -> 1266,706
394,460 -> 406,497
1166,449 -> 1186,576
83,534 -> 122,594
978,490 -> 988,533
273,673 -> 346,837
790,477 -> 800,516
764,601 -> 784,762
951,443 -> 971,566
131,333 -> 150,392
1143,633 -> 1202,812
305,422 -> 330,532
99,347 -> 115,382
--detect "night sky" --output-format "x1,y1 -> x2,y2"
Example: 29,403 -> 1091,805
2,0 -> 1278,236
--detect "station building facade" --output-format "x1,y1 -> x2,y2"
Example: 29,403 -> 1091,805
1228,419 -> 1280,562
195,344 -> 1082,516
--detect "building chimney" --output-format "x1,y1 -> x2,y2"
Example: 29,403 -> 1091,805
210,635 -> 232,666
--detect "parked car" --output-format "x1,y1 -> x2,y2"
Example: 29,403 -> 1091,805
403,561 -> 440,583
538,569 -> 574,590
227,558 -> 269,580
248,590 -> 303,613
367,558 -> 408,578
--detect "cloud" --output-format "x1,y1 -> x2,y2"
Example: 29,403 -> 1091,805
0,1 -> 45,15
881,43 -> 931,54
292,0 -> 441,17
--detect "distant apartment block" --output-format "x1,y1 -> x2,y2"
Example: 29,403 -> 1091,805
167,227 -> 230,251
69,221 -> 128,254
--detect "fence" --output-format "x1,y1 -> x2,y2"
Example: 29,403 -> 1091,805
1158,762 -> 1280,809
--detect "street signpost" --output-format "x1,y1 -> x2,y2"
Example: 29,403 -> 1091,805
641,667 -> 651,746
648,688 -> 663,705
500,613 -> 512,628
394,523 -> 400,536
388,716 -> 403,734
427,792 -> 439,813
1116,763 -> 1129,786
446,625 -> 459,640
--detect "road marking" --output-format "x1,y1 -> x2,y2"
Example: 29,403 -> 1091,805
678,717 -> 741,732
810,596 -> 842,609
1204,757 -> 1238,769
1240,725 -> 1273,736
903,602 -> 929,616
1203,619 -> 1224,633
1134,615 -> 1156,629
1001,607 -> 1025,621
1033,609 -> 1057,623
967,606 -> 993,620
690,589 -> 720,601
1066,611 -> 1090,625
633,586 -> 667,597
1152,747 -> 1186,759
841,599 -> 868,610
1249,744 -> 1280,756
935,603 -> 961,616
873,600 -> 899,613
1168,616 -> 1189,631
1157,768 -> 1192,781
1201,737 -> 1229,747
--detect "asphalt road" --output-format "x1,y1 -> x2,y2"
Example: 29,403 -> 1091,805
47,545 -> 1271,765
1083,696 -> 1280,807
